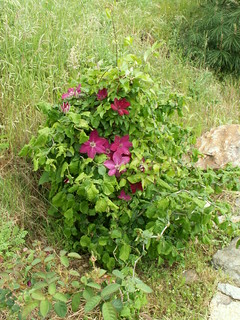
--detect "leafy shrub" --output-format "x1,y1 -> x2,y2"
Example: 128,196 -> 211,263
0,242 -> 150,319
20,53 -> 234,269
179,0 -> 240,73
0,218 -> 27,258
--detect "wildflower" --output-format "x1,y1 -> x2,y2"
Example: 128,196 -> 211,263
111,98 -> 130,116
61,102 -> 70,113
110,135 -> 132,155
64,178 -> 70,184
62,84 -> 81,99
103,140 -> 113,159
62,88 -> 75,100
104,152 -> 130,177
80,130 -> 106,159
97,88 -> 108,100
118,190 -> 132,201
130,182 -> 143,194
27,280 -> 32,287
75,84 -> 81,96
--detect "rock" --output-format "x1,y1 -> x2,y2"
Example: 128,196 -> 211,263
218,283 -> 240,300
182,269 -> 199,284
212,237 -> 240,285
195,124 -> 240,169
209,292 -> 240,320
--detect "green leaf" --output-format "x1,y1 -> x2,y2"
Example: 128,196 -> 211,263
98,165 -> 106,176
71,281 -> 80,288
136,282 -> 153,293
60,256 -> 69,268
158,178 -> 174,191
32,291 -> 46,301
95,198 -> 108,213
112,299 -> 123,312
53,293 -> 68,303
48,283 -> 56,295
54,301 -> 67,318
102,302 -> 117,320
119,244 -> 131,262
72,292 -> 81,312
22,301 -> 39,319
68,112 -> 88,128
79,130 -> 89,144
40,299 -> 50,318
86,183 -> 99,201
69,270 -> 80,277
67,252 -> 81,259
84,295 -> 101,313
112,270 -> 125,280
38,172 -> 50,185
60,162 -> 68,177
102,182 -> 114,195
80,235 -> 91,247
31,258 -> 42,266
83,287 -> 94,300
101,283 -> 120,299
105,8 -> 111,19
87,282 -> 101,290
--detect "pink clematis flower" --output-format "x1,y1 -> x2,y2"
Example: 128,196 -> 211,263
97,88 -> 108,100
110,135 -> 132,155
111,98 -> 130,116
118,190 -> 132,201
103,140 -> 113,159
75,84 -> 81,96
130,182 -> 143,194
61,102 -> 70,113
80,130 -> 106,159
62,84 -> 81,99
104,152 -> 130,177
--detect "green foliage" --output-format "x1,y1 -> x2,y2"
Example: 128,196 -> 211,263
0,219 -> 27,258
179,0 -> 240,73
0,243 -> 150,319
20,52 -> 237,270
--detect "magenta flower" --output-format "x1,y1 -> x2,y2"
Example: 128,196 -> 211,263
75,84 -> 81,95
64,178 -> 70,184
27,280 -> 32,287
62,84 -> 81,99
97,88 -> 108,100
110,135 -> 132,155
118,190 -> 132,201
103,140 -> 113,159
80,130 -> 106,159
111,98 -> 130,116
61,102 -> 70,113
62,88 -> 75,100
130,182 -> 143,194
104,152 -> 130,177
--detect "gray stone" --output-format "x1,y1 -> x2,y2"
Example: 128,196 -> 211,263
212,237 -> 240,285
195,124 -> 240,169
182,269 -> 199,284
209,292 -> 240,320
218,283 -> 240,300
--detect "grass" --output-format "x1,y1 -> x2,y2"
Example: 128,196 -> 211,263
0,0 -> 240,319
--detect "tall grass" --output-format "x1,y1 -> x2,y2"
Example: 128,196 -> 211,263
1,0 -> 239,152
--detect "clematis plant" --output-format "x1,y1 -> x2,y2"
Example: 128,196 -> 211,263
104,152 -> 130,177
97,88 -> 108,100
118,190 -> 132,201
111,98 -> 130,116
110,135 -> 132,155
80,130 -> 107,159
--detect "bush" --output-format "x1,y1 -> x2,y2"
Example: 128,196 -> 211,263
20,53 -> 235,269
179,0 -> 240,73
